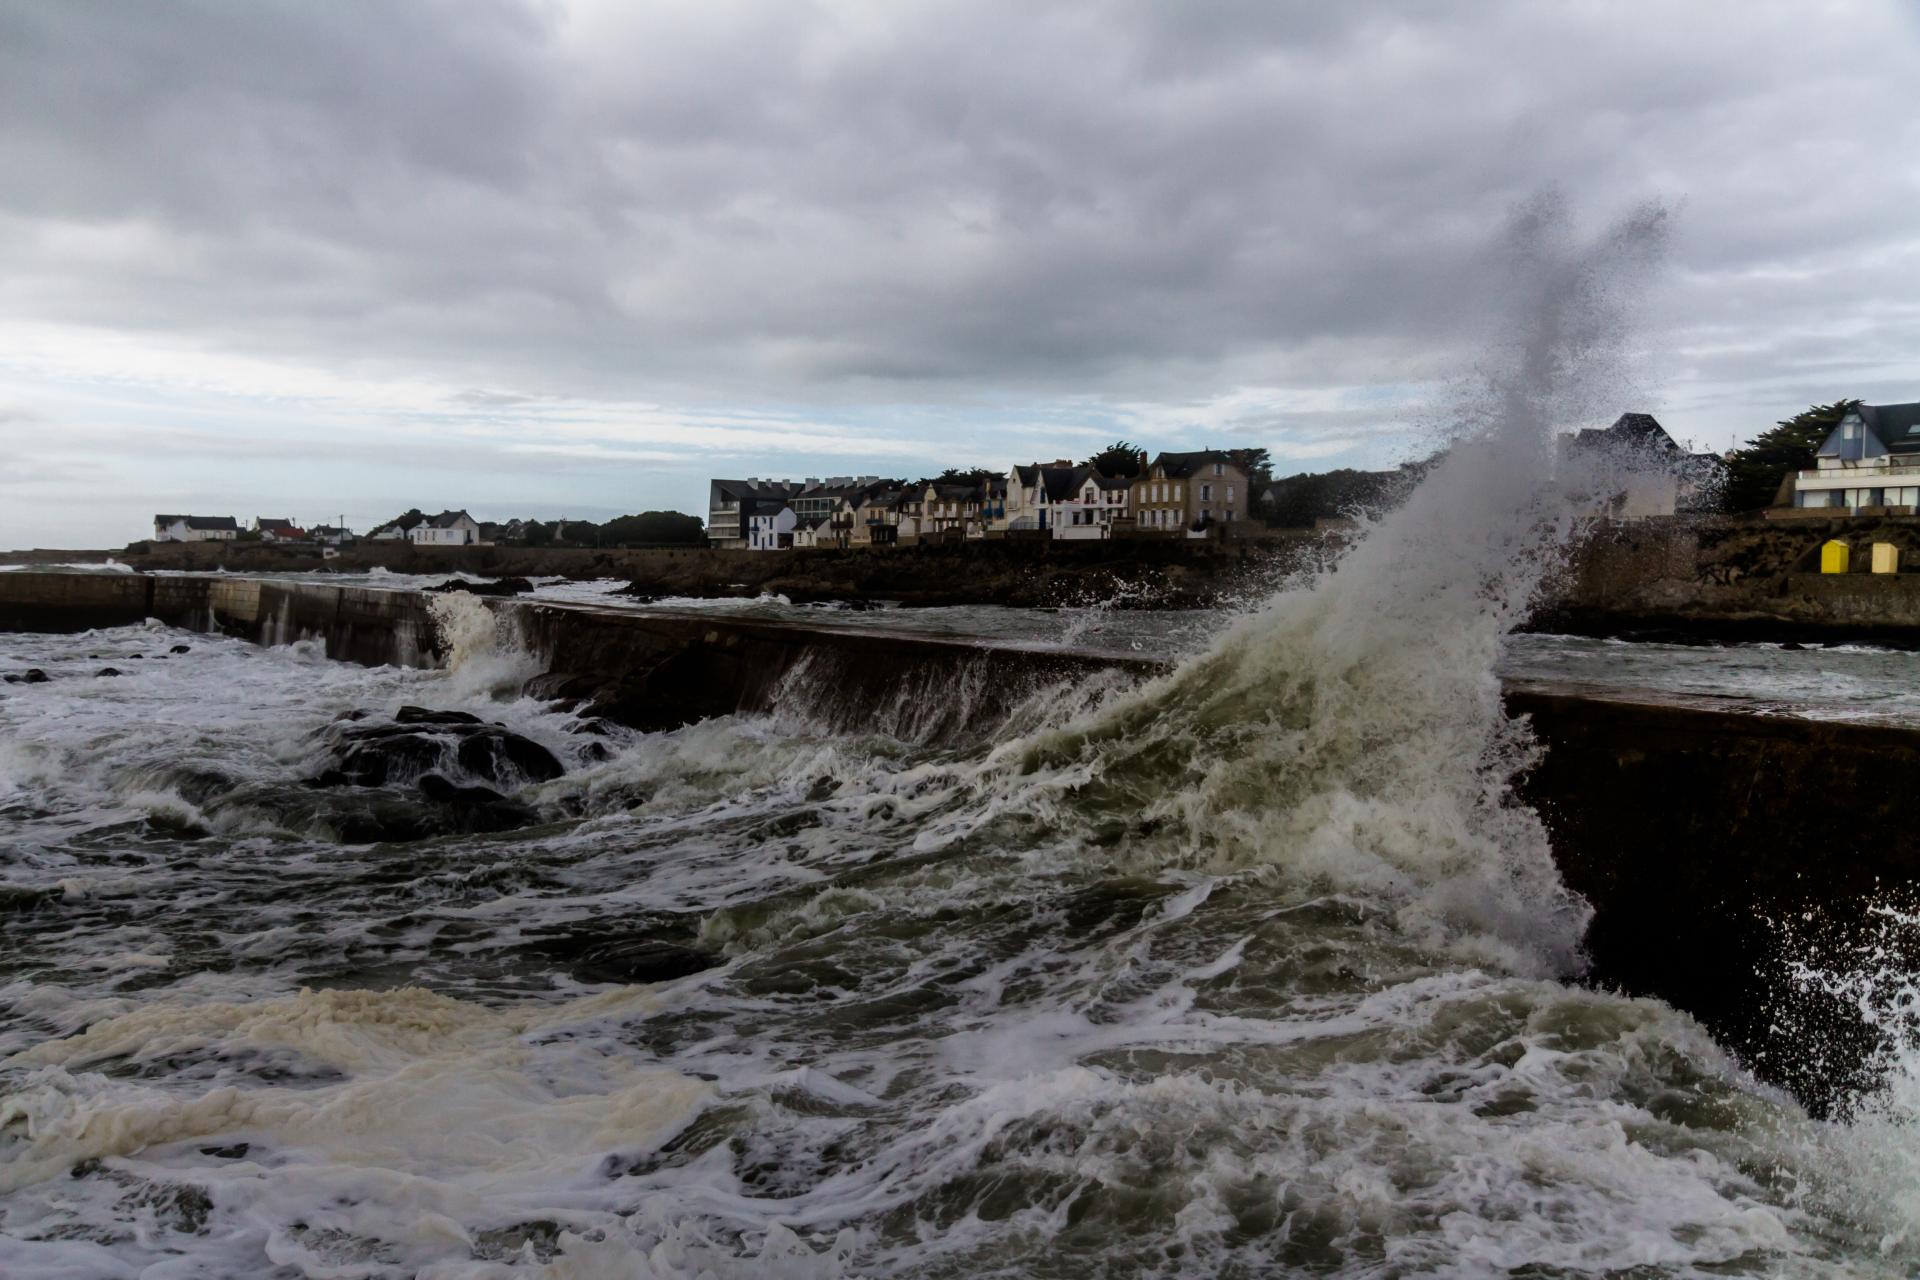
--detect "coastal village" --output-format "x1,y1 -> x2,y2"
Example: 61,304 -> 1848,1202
145,402 -> 1920,570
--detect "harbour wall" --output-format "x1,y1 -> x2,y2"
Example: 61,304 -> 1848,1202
1540,513 -> 1920,644
1,569 -> 1911,1106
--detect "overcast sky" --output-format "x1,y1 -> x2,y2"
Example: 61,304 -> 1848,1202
3,0 -> 1918,547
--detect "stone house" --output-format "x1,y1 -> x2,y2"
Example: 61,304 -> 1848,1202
1129,451 -> 1249,534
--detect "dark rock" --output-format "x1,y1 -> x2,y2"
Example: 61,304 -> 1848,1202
395,705 -> 483,726
317,707 -> 560,790
417,773 -> 505,805
9,669 -> 50,684
416,773 -> 539,833
126,654 -> 144,659
310,708 -> 562,832
200,1143 -> 249,1159
95,667 -> 122,677
455,731 -> 564,784
169,644 -> 192,655
322,726 -> 450,787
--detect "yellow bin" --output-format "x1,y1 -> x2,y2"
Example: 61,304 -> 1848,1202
1873,543 -> 1901,574
1821,540 -> 1850,574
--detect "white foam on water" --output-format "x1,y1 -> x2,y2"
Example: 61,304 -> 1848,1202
429,592 -> 547,700
0,986 -> 729,1277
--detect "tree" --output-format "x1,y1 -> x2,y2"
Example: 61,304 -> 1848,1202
522,520 -> 554,547
1225,447 -> 1273,487
932,467 -> 999,485
1084,441 -> 1144,478
1720,400 -> 1857,512
375,507 -> 425,533
1259,464 -> 1427,528
597,511 -> 706,546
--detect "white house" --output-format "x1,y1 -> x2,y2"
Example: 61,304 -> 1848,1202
1005,462 -> 1079,532
791,516 -> 831,549
1559,413 -> 1723,519
1791,401 -> 1920,514
747,505 -> 798,550
253,517 -> 307,542
152,515 -> 239,542
409,510 -> 485,546
1053,468 -> 1130,540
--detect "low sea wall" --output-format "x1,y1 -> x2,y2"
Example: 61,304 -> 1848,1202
0,571 -> 434,667
1,569 -> 1911,1106
1540,513 -> 1920,644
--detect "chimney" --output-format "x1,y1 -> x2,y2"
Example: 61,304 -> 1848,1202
1139,450 -> 1148,469
1053,458 -> 1072,468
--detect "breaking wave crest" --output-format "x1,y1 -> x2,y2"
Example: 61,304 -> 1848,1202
925,196 -> 1671,969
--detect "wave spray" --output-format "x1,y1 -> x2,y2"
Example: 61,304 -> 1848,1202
985,193 -> 1672,971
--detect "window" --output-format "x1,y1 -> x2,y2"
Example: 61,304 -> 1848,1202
1201,483 -> 1213,502
1226,486 -> 1234,504
1213,462 -> 1223,476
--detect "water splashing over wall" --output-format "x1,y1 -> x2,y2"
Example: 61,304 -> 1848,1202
426,592 -> 543,699
965,195 -> 1672,971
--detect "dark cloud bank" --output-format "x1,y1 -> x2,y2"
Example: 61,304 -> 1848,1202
1,0 -> 1917,542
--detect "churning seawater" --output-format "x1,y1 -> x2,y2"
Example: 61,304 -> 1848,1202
6,200 -> 1920,1277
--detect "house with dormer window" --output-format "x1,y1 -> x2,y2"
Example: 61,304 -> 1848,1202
1128,451 -> 1249,535
1053,467 -> 1131,540
1793,402 -> 1920,514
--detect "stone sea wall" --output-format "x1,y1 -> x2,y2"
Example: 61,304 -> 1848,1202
1540,513 -> 1920,643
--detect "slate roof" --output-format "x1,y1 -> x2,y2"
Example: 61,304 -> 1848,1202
1564,413 -> 1686,456
255,518 -> 298,531
1040,465 -> 1085,502
426,510 -> 476,528
1861,402 -> 1920,455
1149,450 -> 1241,479
154,515 -> 239,531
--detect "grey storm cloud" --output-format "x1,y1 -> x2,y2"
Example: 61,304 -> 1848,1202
1,0 -> 1917,411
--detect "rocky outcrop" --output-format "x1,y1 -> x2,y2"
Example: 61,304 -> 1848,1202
314,707 -> 565,791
